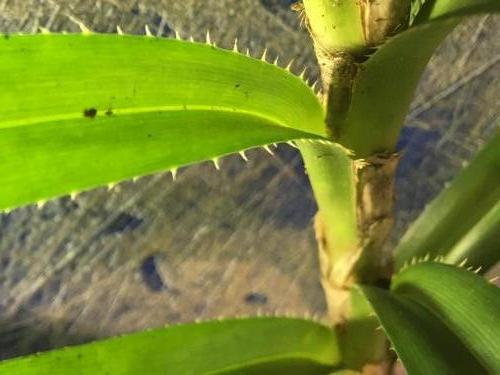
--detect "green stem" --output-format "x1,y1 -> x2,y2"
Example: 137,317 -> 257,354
299,140 -> 397,283
299,141 -> 358,264
302,0 -> 366,54
300,1 -> 412,372
302,0 -> 411,57
299,140 -> 392,372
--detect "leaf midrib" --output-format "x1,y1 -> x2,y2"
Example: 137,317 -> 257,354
204,351 -> 335,374
0,105 -> 322,137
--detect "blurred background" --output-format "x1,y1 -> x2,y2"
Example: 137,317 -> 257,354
0,0 -> 498,360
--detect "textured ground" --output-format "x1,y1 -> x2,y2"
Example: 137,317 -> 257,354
0,0 -> 498,359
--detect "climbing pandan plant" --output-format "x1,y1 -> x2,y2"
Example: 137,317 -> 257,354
0,0 -> 499,374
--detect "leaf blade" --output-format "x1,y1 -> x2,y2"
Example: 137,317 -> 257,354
0,317 -> 340,375
337,0 -> 500,156
362,285 -> 485,375
414,0 -> 500,24
0,34 -> 325,211
394,132 -> 500,271
362,262 -> 500,374
392,262 -> 500,372
445,200 -> 500,268
337,18 -> 458,156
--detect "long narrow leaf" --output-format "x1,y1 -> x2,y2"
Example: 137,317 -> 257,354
362,262 -> 500,374
0,317 -> 340,374
0,33 -> 325,212
336,3 -> 500,156
362,286 -> 485,374
414,0 -> 500,24
395,132 -> 500,271
445,200 -> 500,268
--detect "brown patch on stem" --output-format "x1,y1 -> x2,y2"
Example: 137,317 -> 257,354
316,51 -> 359,140
353,153 -> 400,282
314,153 -> 399,324
360,0 -> 411,46
314,213 -> 355,325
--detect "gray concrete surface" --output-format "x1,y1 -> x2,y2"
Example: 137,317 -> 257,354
0,0 -> 498,359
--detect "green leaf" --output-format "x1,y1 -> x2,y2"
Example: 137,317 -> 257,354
0,317 -> 340,374
362,262 -> 500,374
336,2 -> 500,157
445,200 -> 500,269
414,0 -> 500,24
362,285 -> 486,375
0,33 -> 325,212
410,1 -> 428,25
395,132 -> 500,271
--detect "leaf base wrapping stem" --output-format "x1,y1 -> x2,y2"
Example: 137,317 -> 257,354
300,142 -> 399,372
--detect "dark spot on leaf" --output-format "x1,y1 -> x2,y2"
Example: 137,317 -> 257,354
83,108 -> 97,118
235,83 -> 241,88
140,255 -> 166,292
3,34 -> 10,40
244,292 -> 268,305
147,134 -> 153,138
105,108 -> 113,116
101,212 -> 143,235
